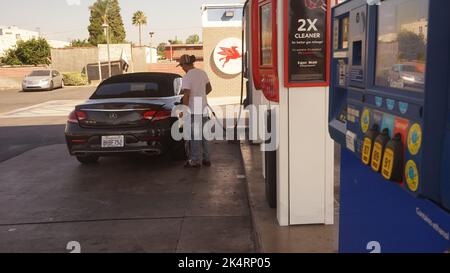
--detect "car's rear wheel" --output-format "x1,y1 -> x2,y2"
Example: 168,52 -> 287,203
76,155 -> 100,164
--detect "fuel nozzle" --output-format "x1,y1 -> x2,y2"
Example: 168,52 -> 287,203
371,128 -> 390,172
381,133 -> 404,183
361,124 -> 380,165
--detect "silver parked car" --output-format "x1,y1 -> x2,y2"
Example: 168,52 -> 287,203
388,64 -> 425,91
22,69 -> 64,91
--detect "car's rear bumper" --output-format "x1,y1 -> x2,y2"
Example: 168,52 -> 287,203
65,123 -> 174,156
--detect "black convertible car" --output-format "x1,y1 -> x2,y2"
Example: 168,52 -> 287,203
65,73 -> 185,164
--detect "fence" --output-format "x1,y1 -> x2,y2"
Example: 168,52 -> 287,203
86,61 -> 125,82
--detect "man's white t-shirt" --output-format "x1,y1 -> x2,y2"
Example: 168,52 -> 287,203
181,68 -> 210,114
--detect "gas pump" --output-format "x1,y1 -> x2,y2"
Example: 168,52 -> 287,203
244,0 -> 334,226
329,0 -> 450,252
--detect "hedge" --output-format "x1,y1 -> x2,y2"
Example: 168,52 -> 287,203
62,72 -> 88,86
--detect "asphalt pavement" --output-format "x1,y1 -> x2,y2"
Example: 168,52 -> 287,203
0,86 -> 94,162
0,86 -> 95,115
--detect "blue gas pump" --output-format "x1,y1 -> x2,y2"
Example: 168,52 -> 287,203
329,0 -> 450,253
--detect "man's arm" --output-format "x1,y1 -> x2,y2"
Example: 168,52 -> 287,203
182,89 -> 191,106
206,82 -> 212,95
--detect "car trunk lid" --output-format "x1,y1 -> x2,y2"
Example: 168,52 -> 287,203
75,99 -> 168,128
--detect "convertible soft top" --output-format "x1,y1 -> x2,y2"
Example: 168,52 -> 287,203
100,72 -> 182,85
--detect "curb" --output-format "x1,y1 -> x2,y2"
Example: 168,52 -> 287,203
237,141 -> 264,253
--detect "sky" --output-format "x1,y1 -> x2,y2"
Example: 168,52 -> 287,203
0,0 -> 245,45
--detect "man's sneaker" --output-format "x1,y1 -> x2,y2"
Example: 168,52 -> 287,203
202,160 -> 212,167
184,160 -> 201,168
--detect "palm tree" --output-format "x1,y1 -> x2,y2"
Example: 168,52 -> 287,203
132,11 -> 148,47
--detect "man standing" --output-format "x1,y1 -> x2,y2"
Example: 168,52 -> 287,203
178,54 -> 213,168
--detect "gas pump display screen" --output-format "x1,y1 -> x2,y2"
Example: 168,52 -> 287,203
286,0 -> 328,83
340,17 -> 349,50
375,0 -> 429,93
260,3 -> 273,66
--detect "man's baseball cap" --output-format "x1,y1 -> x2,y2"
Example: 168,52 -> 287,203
177,54 -> 193,67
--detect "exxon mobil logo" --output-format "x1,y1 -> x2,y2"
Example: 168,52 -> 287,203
213,37 -> 242,75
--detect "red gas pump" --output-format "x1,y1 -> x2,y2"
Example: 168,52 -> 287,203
245,0 -> 334,226
251,0 -> 279,102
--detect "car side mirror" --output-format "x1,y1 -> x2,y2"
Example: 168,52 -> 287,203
173,78 -> 182,96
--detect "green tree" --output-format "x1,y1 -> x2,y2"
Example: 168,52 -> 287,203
1,38 -> 51,65
108,0 -> 126,44
186,34 -> 200,44
15,38 -> 51,65
398,30 -> 426,61
1,48 -> 22,65
88,0 -> 126,45
157,42 -> 167,59
132,11 -> 148,47
168,37 -> 182,45
69,39 -> 92,47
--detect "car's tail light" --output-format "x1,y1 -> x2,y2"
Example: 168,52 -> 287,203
143,110 -> 172,122
68,111 -> 77,123
68,110 -> 87,124
76,111 -> 87,121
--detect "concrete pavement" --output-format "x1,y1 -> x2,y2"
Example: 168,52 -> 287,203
0,141 -> 255,253
0,124 -> 65,162
240,142 -> 339,253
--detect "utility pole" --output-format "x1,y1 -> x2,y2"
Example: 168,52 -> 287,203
168,40 -> 174,61
103,23 -> 112,78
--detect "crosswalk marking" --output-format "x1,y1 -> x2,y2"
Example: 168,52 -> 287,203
0,100 -> 85,118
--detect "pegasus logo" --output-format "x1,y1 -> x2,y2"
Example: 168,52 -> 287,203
217,46 -> 242,68
304,0 -> 327,11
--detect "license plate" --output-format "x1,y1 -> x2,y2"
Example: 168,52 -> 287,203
101,136 -> 124,148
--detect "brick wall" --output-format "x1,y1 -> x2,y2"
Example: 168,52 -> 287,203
0,66 -> 46,79
165,45 -> 203,61
0,66 -> 48,89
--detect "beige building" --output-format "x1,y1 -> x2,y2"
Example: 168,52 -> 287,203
401,19 -> 428,41
0,25 -> 69,57
201,4 -> 245,100
165,44 -> 203,61
0,26 -> 39,57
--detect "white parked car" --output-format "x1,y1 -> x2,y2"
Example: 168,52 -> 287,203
22,69 -> 64,91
